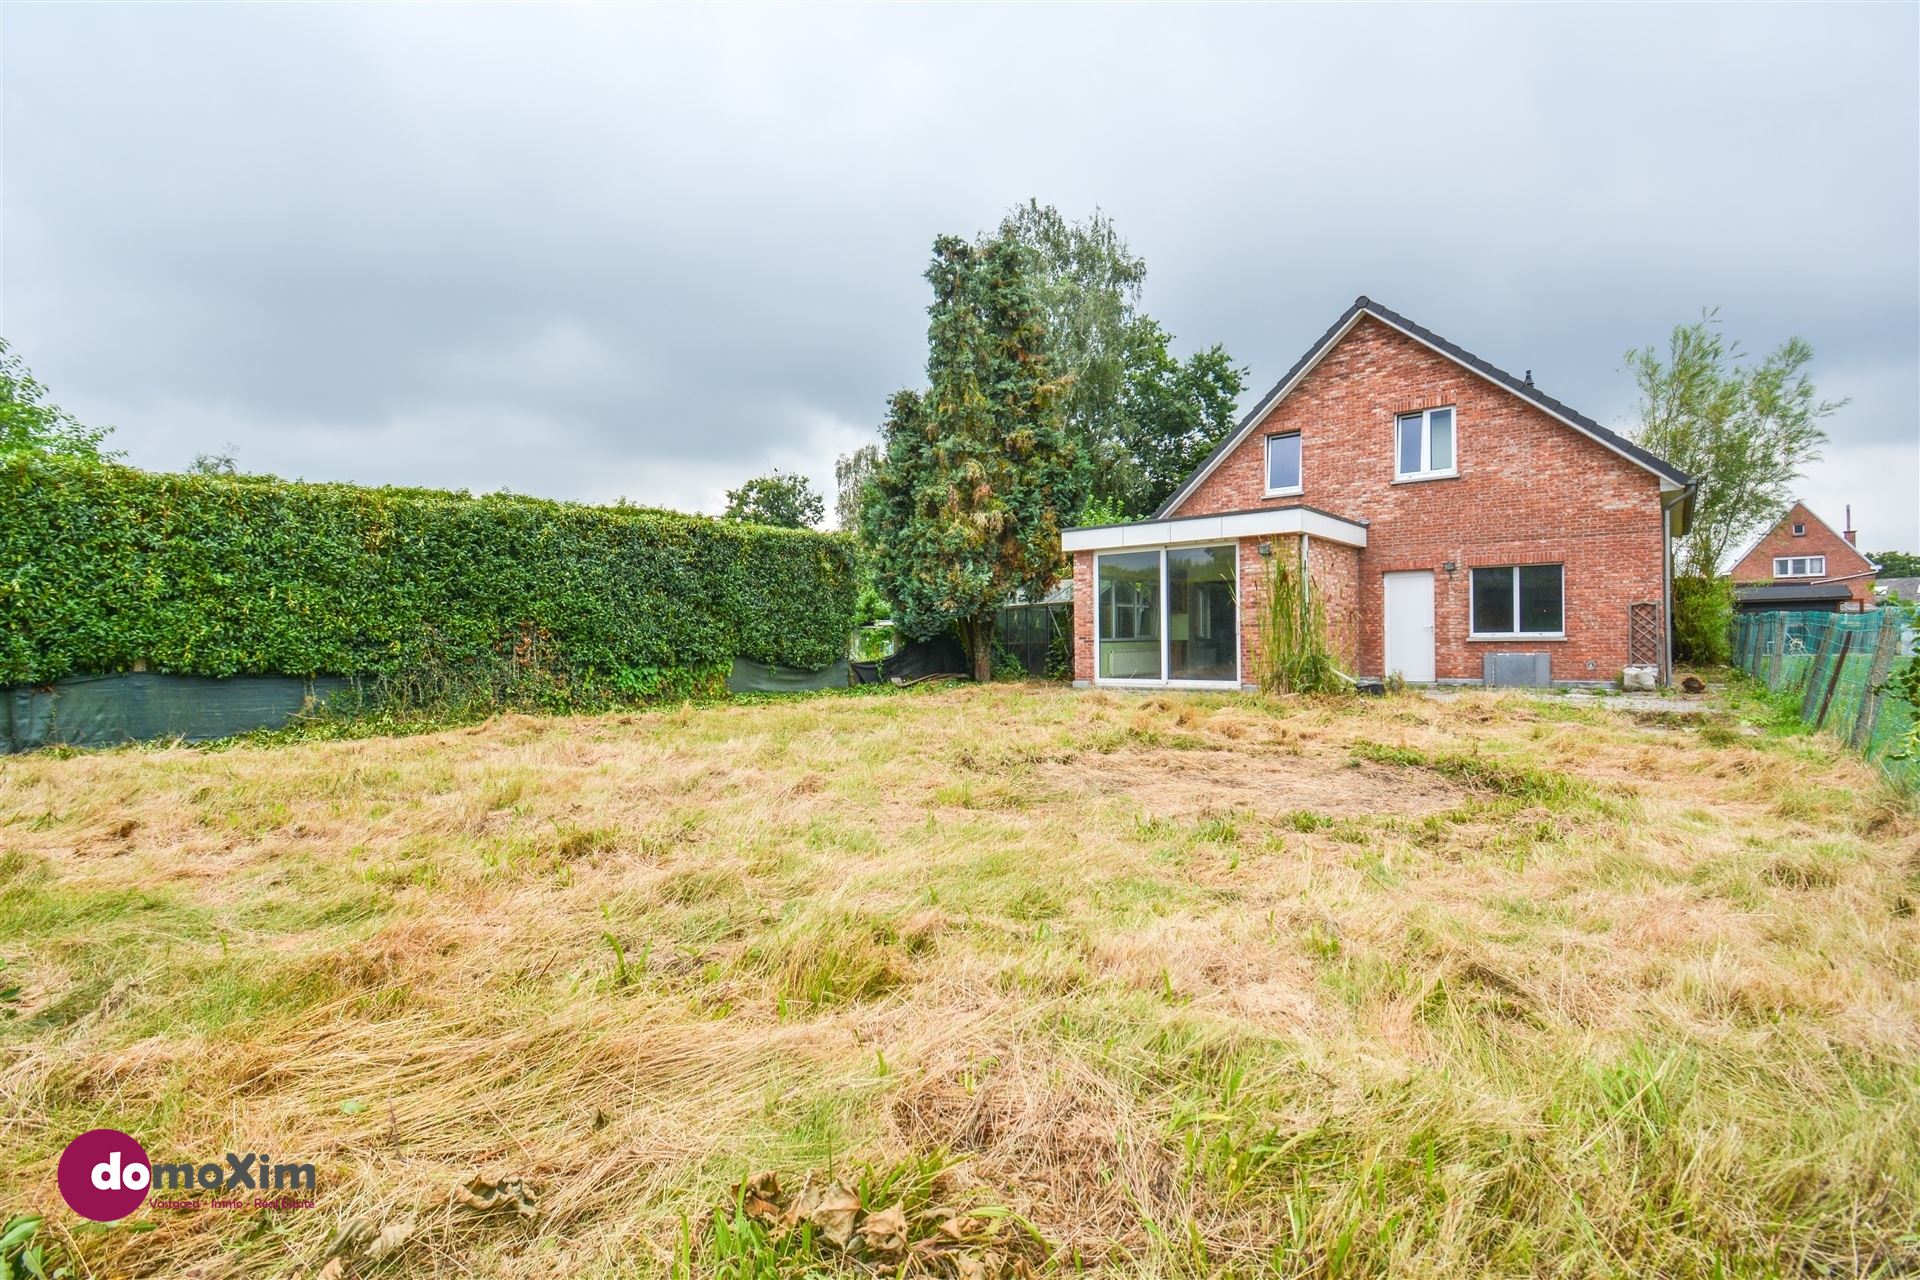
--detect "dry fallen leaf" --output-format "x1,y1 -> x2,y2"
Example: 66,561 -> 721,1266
807,1182 -> 861,1250
859,1200 -> 908,1260
454,1173 -> 539,1220
313,1259 -> 346,1280
734,1170 -> 783,1224
363,1216 -> 415,1261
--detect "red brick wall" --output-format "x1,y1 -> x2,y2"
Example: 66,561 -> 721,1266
1728,501 -> 1877,606
1167,316 -> 1668,683
1072,550 -> 1095,682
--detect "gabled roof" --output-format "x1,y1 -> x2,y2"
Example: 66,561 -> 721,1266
1727,499 -> 1879,577
1153,296 -> 1694,520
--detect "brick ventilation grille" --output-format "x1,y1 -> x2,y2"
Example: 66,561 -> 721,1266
1628,602 -> 1660,666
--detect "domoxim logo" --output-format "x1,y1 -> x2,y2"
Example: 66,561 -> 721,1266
56,1130 -> 317,1221
56,1129 -> 151,1222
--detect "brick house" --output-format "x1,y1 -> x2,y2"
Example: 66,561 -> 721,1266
1728,501 -> 1879,612
1062,297 -> 1696,689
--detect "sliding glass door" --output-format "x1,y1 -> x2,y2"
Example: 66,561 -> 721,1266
1167,545 -> 1237,681
1096,550 -> 1161,680
1095,544 -> 1238,685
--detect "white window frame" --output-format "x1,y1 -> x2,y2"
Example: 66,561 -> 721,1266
1773,555 -> 1826,577
1264,432 -> 1303,497
1468,563 -> 1566,639
1791,522 -> 1806,536
1093,543 -> 1242,688
1393,406 -> 1458,482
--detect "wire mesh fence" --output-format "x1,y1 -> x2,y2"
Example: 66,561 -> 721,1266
1733,609 -> 1919,787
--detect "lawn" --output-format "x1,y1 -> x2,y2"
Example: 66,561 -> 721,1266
1,683 -> 1916,1278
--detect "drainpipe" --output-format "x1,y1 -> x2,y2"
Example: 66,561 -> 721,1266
1661,502 -> 1674,686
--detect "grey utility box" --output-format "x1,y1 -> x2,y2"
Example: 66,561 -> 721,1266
1482,652 -> 1552,688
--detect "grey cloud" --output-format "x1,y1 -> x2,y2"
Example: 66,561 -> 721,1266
3,4 -> 1914,541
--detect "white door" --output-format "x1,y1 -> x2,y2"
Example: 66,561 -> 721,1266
1383,571 -> 1435,683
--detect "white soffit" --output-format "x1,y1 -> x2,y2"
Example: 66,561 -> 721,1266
1062,506 -> 1367,553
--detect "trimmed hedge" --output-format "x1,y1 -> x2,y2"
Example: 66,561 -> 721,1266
1,456 -> 857,697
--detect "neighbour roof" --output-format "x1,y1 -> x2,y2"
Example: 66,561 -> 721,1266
1152,296 -> 1694,520
1874,576 -> 1920,605
1734,582 -> 1853,604
1727,499 -> 1880,577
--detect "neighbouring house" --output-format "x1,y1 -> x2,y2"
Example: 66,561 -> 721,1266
1728,500 -> 1880,613
1875,577 -> 1920,609
1061,297 -> 1695,689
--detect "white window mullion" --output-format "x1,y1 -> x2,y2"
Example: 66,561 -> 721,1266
1159,549 -> 1170,686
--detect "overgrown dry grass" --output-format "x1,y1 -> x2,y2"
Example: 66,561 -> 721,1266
2,683 -> 1917,1278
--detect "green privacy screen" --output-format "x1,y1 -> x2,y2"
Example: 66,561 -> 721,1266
1732,609 -> 1918,788
3,673 -> 351,753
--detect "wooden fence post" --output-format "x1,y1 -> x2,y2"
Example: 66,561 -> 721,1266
1851,610 -> 1901,752
1801,621 -> 1840,720
1814,630 -> 1854,729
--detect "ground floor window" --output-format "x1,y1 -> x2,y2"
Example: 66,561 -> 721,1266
1095,544 -> 1238,683
1471,564 -> 1564,637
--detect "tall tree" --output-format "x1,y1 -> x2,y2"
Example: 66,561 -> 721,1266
1627,311 -> 1844,578
863,234 -> 1083,681
189,443 -> 241,476
1117,319 -> 1246,514
722,469 -> 825,528
1000,201 -> 1243,518
833,442 -> 880,531
0,338 -> 116,461
998,201 -> 1145,515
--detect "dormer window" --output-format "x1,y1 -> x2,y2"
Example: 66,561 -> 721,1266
1395,407 -> 1456,481
1265,432 -> 1302,496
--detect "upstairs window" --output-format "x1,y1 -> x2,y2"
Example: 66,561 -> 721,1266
1265,432 -> 1302,495
1792,522 -> 1806,536
1773,555 -> 1825,577
1395,407 -> 1455,480
1471,564 -> 1564,637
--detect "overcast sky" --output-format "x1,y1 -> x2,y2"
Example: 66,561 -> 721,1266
4,4 -> 1916,550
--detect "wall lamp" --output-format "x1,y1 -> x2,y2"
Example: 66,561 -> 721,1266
1256,541 -> 1273,558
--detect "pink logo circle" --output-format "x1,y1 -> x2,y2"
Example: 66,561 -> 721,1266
57,1129 -> 151,1222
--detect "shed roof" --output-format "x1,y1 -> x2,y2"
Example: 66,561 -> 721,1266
1734,582 -> 1853,605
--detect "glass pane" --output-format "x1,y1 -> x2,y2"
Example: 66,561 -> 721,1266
1267,434 -> 1301,490
1518,564 -> 1562,633
1397,414 -> 1422,475
1472,567 -> 1514,634
1428,408 -> 1453,472
1167,545 -> 1237,682
1097,551 -> 1162,680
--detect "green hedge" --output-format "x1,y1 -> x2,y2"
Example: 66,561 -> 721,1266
1672,574 -> 1734,666
1,456 -> 857,697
